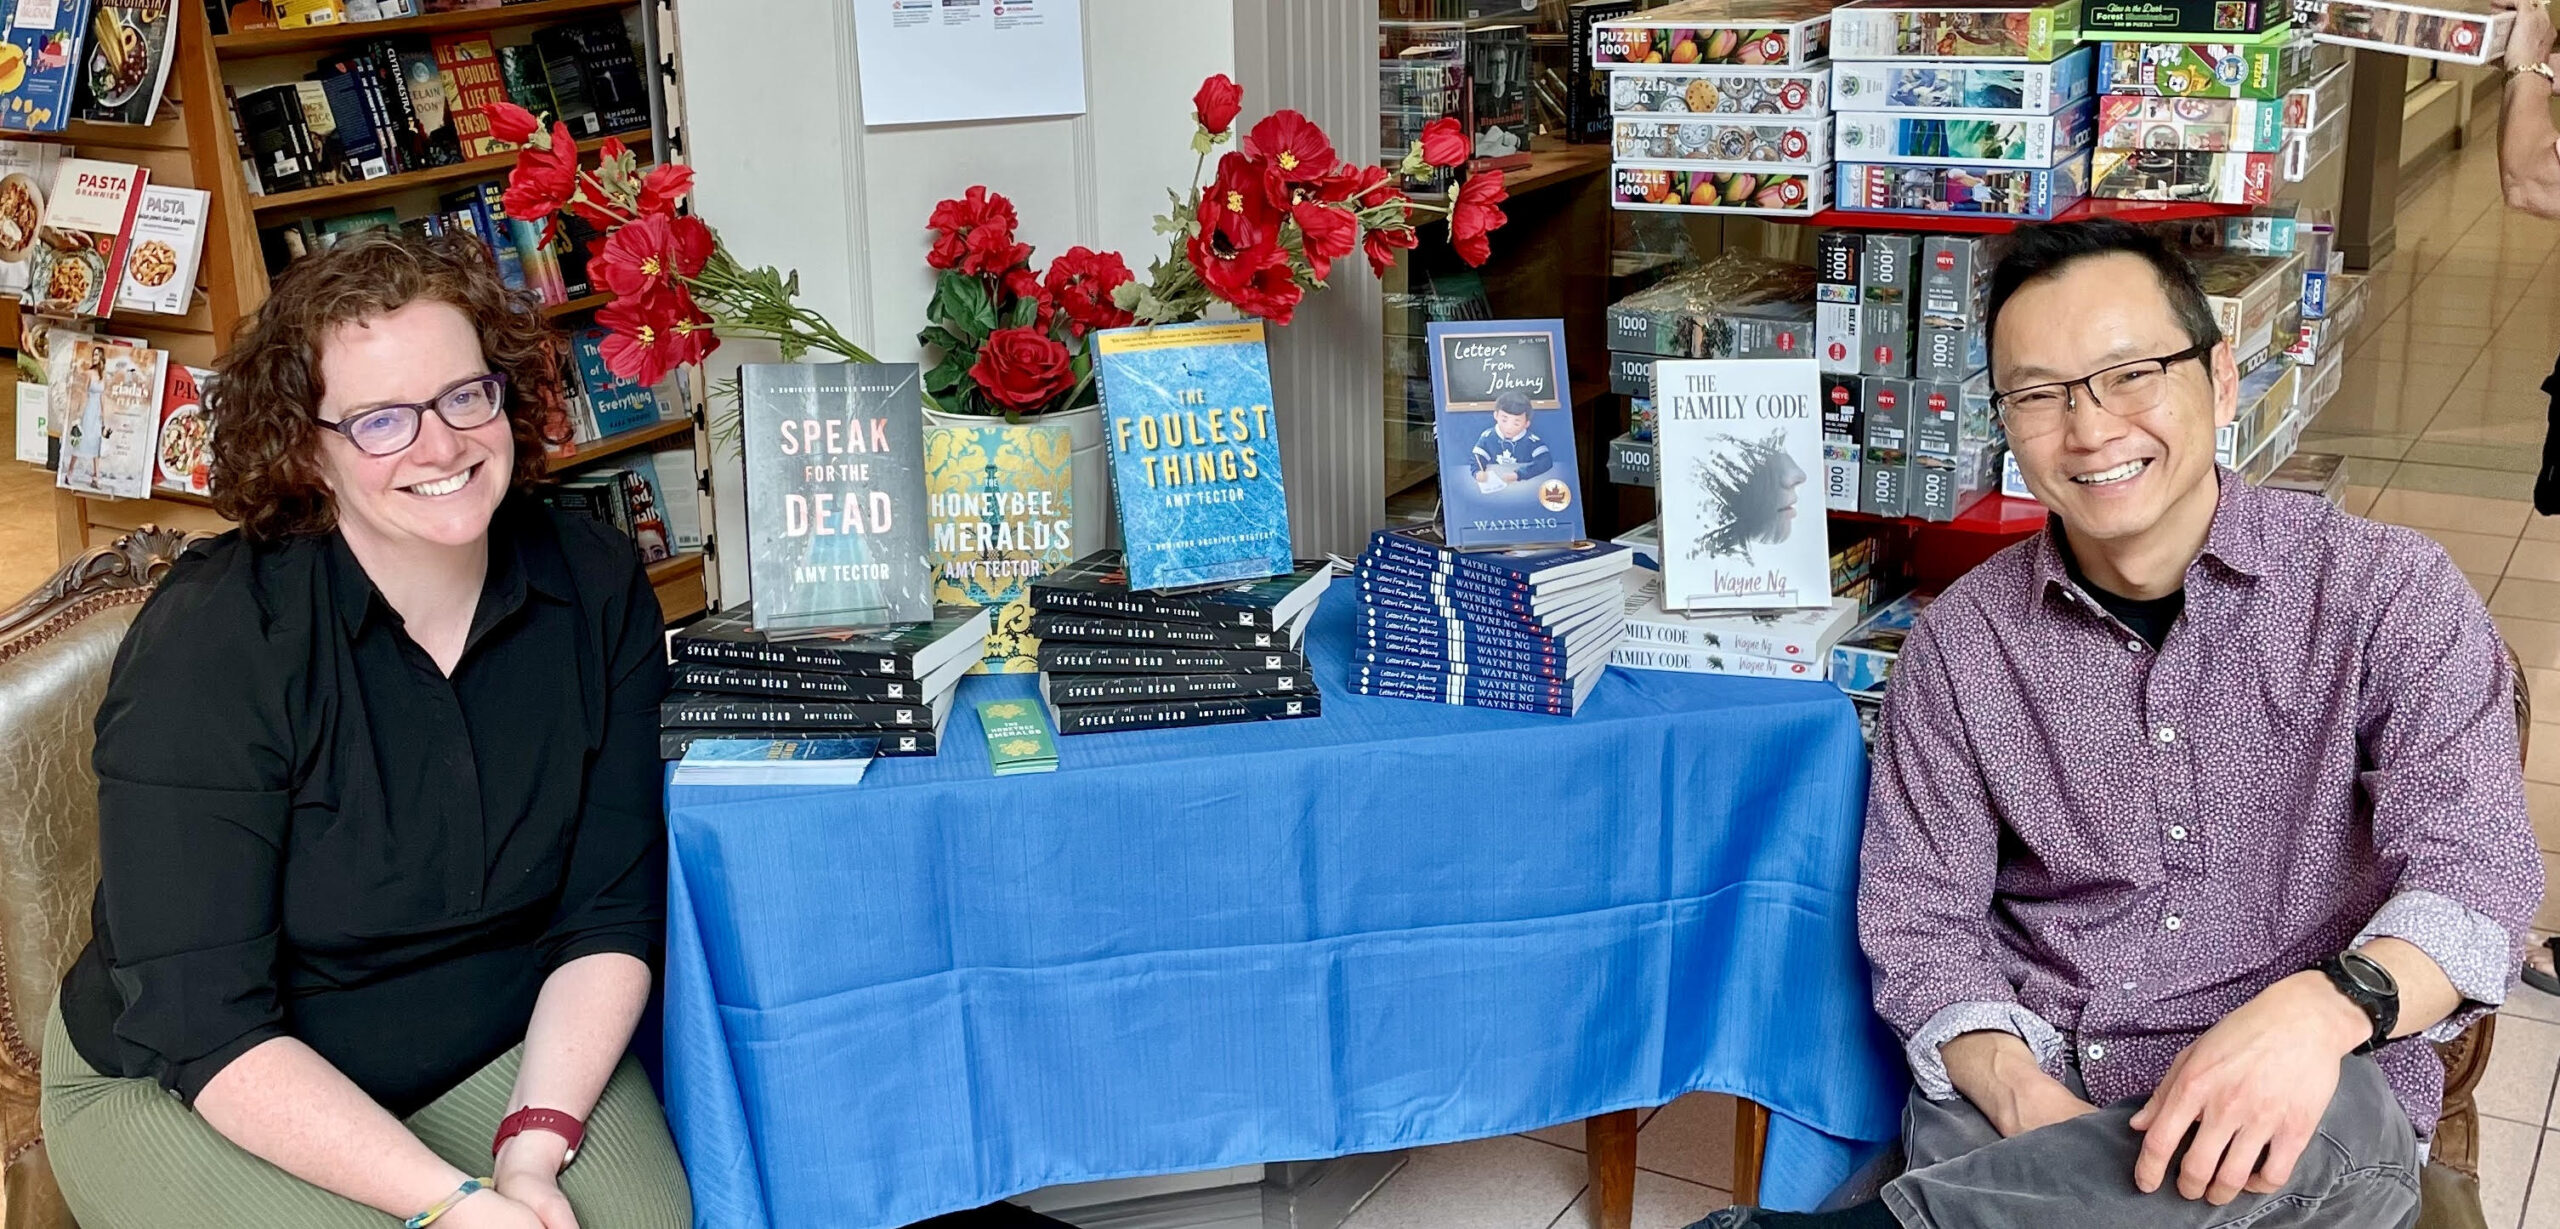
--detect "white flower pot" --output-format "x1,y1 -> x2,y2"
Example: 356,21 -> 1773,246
922,402 -> 1115,560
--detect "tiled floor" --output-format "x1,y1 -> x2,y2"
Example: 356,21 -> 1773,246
1338,138 -> 2560,1229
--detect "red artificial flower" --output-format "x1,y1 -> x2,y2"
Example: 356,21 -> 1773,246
1187,224 -> 1301,326
596,290 -> 684,387
962,222 -> 1033,277
1003,265 -> 1042,306
665,289 -> 719,367
1419,117 -> 1470,169
1242,110 -> 1339,185
1041,245 -> 1135,336
488,101 -> 542,148
593,214 -> 709,300
1448,170 -> 1509,267
1343,164 -> 1403,210
502,122 -> 583,227
927,186 -> 1021,272
637,162 -> 695,215
1363,223 -> 1418,278
969,325 -> 1078,414
1202,152 -> 1283,234
1290,201 -> 1358,283
1193,74 -> 1244,138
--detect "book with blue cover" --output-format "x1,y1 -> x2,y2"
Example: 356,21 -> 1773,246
1030,552 -> 1330,632
925,421 -> 1074,674
1358,551 -> 1635,615
1353,648 -> 1574,688
1427,318 -> 1585,550
1351,627 -> 1573,678
670,738 -> 877,786
1367,528 -> 1632,590
740,363 -> 934,631
0,0 -> 89,134
1091,320 -> 1292,592
569,327 -> 663,437
1356,573 -> 1621,630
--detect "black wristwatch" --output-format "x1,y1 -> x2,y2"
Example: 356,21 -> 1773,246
2316,951 -> 2400,1055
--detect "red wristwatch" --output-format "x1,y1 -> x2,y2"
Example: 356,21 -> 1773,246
492,1107 -> 587,1169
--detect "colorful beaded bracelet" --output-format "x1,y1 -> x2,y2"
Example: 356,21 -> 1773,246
404,1176 -> 494,1228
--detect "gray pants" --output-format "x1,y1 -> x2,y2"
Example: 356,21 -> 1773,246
1880,1057 -> 2420,1229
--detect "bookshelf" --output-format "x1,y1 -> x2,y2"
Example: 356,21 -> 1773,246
34,0 -> 711,624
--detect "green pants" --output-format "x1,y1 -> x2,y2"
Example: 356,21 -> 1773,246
39,998 -> 693,1227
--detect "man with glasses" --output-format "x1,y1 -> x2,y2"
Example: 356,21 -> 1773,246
1694,221 -> 2538,1228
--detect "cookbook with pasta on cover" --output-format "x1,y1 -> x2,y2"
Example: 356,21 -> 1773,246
72,0 -> 176,127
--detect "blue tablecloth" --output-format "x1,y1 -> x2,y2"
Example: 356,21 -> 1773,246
662,586 -> 1909,1229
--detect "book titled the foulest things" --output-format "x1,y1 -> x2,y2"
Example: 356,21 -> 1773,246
1092,320 -> 1292,592
741,363 -> 933,631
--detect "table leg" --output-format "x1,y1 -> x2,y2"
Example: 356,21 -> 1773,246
1731,1098 -> 1770,1207
1585,1110 -> 1640,1229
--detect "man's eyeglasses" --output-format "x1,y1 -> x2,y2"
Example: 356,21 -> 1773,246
311,372 -> 510,457
1990,342 -> 2215,439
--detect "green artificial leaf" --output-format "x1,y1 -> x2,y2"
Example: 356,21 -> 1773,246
918,324 -> 964,355
1399,145 -> 1430,180
1006,293 -> 1038,329
1110,280 -> 1145,311
925,352 -> 973,397
948,274 -> 999,336
1191,129 -> 1216,156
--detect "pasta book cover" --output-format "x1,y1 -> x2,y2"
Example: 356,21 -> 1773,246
1652,358 -> 1832,610
925,421 -> 1073,674
1092,320 -> 1292,592
740,362 -> 933,632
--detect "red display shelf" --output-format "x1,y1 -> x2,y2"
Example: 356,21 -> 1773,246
1791,198 -> 2259,235
1832,494 -> 2047,538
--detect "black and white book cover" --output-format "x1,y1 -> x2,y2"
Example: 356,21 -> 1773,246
1651,358 -> 1831,611
741,363 -> 934,631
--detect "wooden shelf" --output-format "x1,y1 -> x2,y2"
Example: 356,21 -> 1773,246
647,551 -> 703,584
251,129 -> 652,216
1792,199 -> 2258,235
544,292 -> 614,318
215,0 -> 637,58
1499,146 -> 1611,198
547,416 -> 693,470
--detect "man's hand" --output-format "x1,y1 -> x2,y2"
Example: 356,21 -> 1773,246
2129,971 -> 2371,1205
1941,1030 -> 2100,1138
494,1132 -> 581,1229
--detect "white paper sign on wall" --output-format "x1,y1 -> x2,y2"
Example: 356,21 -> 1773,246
853,0 -> 1090,126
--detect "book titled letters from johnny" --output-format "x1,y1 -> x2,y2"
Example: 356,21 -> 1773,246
741,363 -> 933,631
1093,320 -> 1291,593
1427,318 -> 1584,550
1652,358 -> 1830,611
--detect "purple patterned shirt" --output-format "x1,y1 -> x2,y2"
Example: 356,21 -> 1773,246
1857,472 -> 2541,1136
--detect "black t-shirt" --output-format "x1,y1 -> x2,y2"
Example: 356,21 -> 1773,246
2057,531 -> 2186,649
59,498 -> 669,1116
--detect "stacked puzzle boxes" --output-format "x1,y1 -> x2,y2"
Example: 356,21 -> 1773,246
1825,0 -> 2098,220
1602,254 -> 1819,487
1594,0 -> 1842,216
2090,25 -> 2351,201
1818,231 -> 2008,522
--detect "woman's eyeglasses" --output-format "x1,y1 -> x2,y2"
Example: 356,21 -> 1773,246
311,372 -> 511,457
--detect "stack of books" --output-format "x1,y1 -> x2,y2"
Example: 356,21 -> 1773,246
1347,529 -> 1634,716
1028,551 -> 1332,736
658,605 -> 995,759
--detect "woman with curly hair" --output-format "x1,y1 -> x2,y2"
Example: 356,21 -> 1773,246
38,230 -> 691,1229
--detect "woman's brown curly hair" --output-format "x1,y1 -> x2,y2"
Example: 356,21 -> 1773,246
207,229 -> 565,541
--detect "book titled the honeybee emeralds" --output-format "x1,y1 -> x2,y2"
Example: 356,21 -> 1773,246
1092,320 -> 1292,593
925,421 -> 1072,674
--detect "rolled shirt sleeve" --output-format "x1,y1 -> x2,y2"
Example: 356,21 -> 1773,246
2352,540 -> 2542,1038
538,546 -> 670,973
89,575 -> 295,1104
1858,611 -> 2043,1099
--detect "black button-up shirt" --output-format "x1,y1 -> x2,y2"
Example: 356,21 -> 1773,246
59,498 -> 668,1117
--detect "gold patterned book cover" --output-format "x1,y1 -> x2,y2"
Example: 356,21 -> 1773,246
926,422 -> 1074,674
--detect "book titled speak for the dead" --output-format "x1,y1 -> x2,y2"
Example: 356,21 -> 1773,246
1092,320 -> 1292,593
741,362 -> 933,631
1651,358 -> 1832,611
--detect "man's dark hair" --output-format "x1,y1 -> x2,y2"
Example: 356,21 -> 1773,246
1984,220 -> 2223,375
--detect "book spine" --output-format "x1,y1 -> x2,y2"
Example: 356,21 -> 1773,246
1352,630 -> 1571,676
1352,602 -> 1573,650
354,55 -> 402,173
1348,675 -> 1574,715
1353,663 -> 1573,703
661,727 -> 941,758
1028,614 -> 1283,650
1355,578 -> 1563,629
1359,558 -> 1555,606
473,182 -> 529,290
661,698 -> 936,730
1037,645 -> 1307,675
1028,587 -> 1277,631
95,167 -> 149,311
1608,644 -> 1820,679
1354,649 -> 1566,687
1044,672 -> 1312,705
1049,693 -> 1319,736
671,639 -> 914,679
